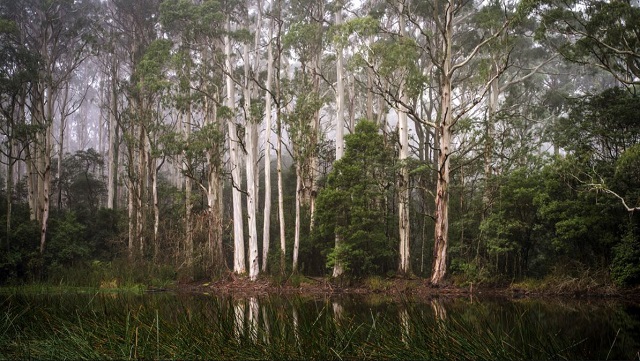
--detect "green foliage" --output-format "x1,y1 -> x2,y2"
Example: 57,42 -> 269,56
0,219 -> 40,283
314,120 -> 395,277
534,0 -> 640,82
480,168 -> 542,277
611,222 -> 640,287
367,37 -> 426,98
557,88 -> 640,162
283,22 -> 323,65
46,212 -> 89,270
613,144 -> 640,210
55,148 -> 106,216
135,38 -> 173,95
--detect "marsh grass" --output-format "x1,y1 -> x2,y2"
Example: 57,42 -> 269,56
0,292 -> 635,360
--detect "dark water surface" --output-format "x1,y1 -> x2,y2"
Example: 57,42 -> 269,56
1,291 -> 639,360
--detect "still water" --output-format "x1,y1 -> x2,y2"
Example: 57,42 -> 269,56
1,291 -> 639,360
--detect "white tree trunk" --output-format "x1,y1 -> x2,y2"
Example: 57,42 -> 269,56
152,153 -> 159,262
398,3 -> 411,274
332,5 -> 345,278
185,99 -> 193,268
244,11 -> 259,280
226,19 -> 246,274
292,167 -> 302,273
39,85 -> 53,254
107,64 -> 118,209
262,15 -> 274,273
137,122 -> 147,257
275,2 -> 286,273
57,84 -> 70,210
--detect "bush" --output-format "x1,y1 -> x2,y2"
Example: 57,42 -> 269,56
611,223 -> 640,287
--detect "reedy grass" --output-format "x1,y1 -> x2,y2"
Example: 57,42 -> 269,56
0,292 -> 634,360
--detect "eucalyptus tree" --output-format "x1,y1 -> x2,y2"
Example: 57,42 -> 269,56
160,0 -> 247,274
282,0 -> 328,272
338,2 -> 412,276
225,11 -> 246,275
273,0 -> 287,274
348,0 -> 517,284
331,0 -> 347,277
531,0 -> 640,87
0,9 -> 38,246
242,0 -> 261,280
2,0 -> 100,255
107,0 -> 164,260
261,0 -> 275,273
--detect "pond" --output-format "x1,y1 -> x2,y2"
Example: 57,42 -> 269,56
1,291 -> 639,360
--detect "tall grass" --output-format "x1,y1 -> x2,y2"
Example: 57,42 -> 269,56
0,292 -> 636,360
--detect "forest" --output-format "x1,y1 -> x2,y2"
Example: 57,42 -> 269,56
1,0 -> 639,290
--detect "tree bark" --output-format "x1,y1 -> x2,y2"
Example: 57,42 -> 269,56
39,83 -> 53,254
226,18 -> 246,275
262,13 -> 274,273
397,2 -> 411,275
332,4 -> 345,278
244,7 -> 259,281
275,0 -> 286,274
107,59 -> 118,209
293,166 -> 302,273
431,0 -> 454,286
185,100 -> 193,269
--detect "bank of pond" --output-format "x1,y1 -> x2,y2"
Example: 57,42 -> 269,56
1,289 -> 639,360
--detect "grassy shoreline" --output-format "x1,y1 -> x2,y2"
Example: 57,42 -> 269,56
3,272 -> 638,302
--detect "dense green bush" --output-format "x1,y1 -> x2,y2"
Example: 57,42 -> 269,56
314,120 -> 396,277
611,223 -> 640,286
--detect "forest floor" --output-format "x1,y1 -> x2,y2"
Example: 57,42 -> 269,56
174,273 -> 640,301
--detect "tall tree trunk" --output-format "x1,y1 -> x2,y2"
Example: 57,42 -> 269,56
107,62 -> 118,209
185,101 -> 193,269
205,98 -> 224,273
152,152 -> 159,263
262,13 -> 274,273
483,71 -> 498,214
293,167 -> 302,273
397,2 -> 411,275
5,139 -> 13,248
39,84 -> 53,254
226,19 -> 246,274
127,121 -> 136,260
308,2 -> 324,231
244,8 -> 259,280
431,0 -> 454,285
332,3 -> 345,278
57,84 -> 70,211
98,79 -> 105,209
137,121 -> 147,257
275,0 -> 286,274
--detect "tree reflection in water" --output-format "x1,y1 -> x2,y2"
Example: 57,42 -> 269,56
0,293 -> 638,359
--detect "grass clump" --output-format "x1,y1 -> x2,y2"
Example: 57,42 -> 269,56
364,276 -> 392,292
511,267 -> 617,295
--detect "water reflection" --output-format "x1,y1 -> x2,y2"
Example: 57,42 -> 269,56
248,297 -> 259,342
431,298 -> 447,321
261,303 -> 270,345
1,292 -> 639,360
399,307 -> 410,345
233,299 -> 245,339
332,300 -> 344,322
